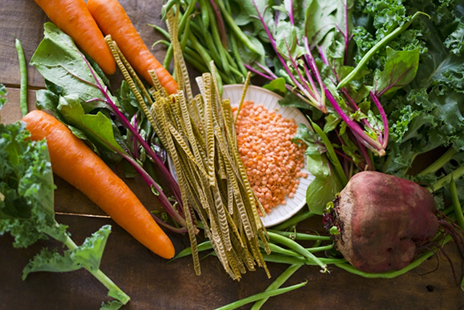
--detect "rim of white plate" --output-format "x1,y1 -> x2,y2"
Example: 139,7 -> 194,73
222,84 -> 314,227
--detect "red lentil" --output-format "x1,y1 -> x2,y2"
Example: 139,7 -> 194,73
233,100 -> 308,214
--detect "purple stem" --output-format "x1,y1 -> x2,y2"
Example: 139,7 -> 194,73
84,56 -> 182,205
209,0 -> 228,49
131,114 -> 140,159
252,0 -> 316,108
342,0 -> 349,65
375,66 -> 413,97
80,53 -> 187,226
301,61 -> 320,101
340,88 -> 374,133
119,151 -> 187,227
303,37 -> 325,101
254,62 -> 279,80
288,0 -> 295,25
285,41 -> 317,101
324,86 -> 385,155
244,63 -> 274,80
370,91 -> 389,149
354,136 -> 373,171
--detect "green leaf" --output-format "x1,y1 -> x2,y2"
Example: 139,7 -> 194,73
73,225 -> 112,272
263,77 -> 287,95
30,22 -> 115,113
373,47 -> 420,96
22,248 -> 81,280
0,121 -> 61,247
57,95 -> 125,153
306,175 -> 342,215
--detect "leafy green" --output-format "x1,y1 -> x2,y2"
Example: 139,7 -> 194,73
372,47 -> 420,96
0,92 -> 129,307
30,22 -> 113,112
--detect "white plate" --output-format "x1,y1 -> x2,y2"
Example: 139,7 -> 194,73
167,85 -> 314,227
222,84 -> 314,227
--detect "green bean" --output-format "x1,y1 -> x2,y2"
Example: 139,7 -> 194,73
267,243 -> 300,257
262,253 -> 345,265
267,231 -> 328,272
170,240 -> 213,261
152,39 -> 171,49
272,209 -> 316,231
206,4 -> 232,78
198,0 -> 210,28
189,32 -> 228,88
337,11 -> 426,89
179,16 -> 191,51
163,44 -> 174,70
190,20 -> 222,67
162,0 -> 177,18
184,50 -> 210,73
251,264 -> 302,310
15,37 -> 28,117
307,244 -> 334,253
336,235 -> 452,278
163,1 -> 197,69
148,23 -> 171,40
185,46 -> 205,66
216,0 -> 260,55
450,176 -> 464,230
215,281 -> 307,310
268,230 -> 331,241
229,34 -> 248,77
262,253 -> 306,265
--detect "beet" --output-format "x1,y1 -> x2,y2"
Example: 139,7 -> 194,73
323,171 -> 440,273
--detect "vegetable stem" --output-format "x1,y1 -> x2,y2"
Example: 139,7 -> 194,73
433,164 -> 464,192
450,176 -> 464,230
335,235 -> 452,278
62,233 -> 130,304
418,148 -> 457,176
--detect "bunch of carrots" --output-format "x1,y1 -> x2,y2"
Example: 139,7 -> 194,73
25,0 -> 180,258
33,0 -> 177,94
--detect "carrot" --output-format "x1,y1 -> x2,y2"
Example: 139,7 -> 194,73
33,0 -> 116,75
21,110 -> 175,259
87,0 -> 178,95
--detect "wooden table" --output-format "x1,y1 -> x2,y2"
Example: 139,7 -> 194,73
0,1 -> 463,309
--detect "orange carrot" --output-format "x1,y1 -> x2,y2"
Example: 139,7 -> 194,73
34,0 -> 116,75
87,0 -> 178,95
21,110 -> 175,259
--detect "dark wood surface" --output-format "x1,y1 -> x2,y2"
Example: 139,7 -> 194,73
1,1 -> 463,309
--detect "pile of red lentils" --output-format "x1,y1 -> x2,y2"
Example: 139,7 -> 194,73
233,100 -> 308,214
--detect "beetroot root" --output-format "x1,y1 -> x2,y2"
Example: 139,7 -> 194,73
323,171 -> 439,273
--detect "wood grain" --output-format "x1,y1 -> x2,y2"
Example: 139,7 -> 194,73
1,0 -> 464,309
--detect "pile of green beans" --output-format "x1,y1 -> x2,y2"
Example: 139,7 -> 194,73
152,0 -> 258,92
172,206 -> 463,309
